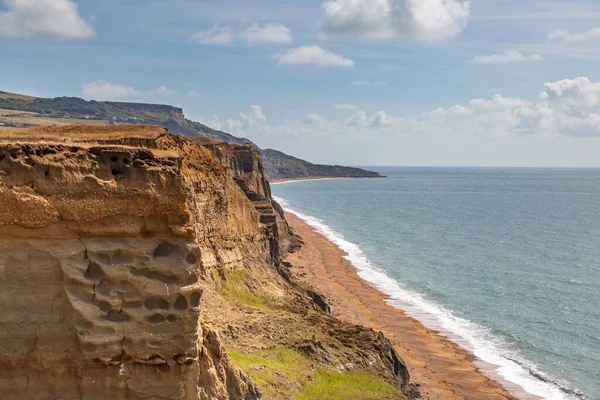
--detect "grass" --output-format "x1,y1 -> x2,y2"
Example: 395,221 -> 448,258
0,91 -> 37,101
228,347 -> 312,399
0,108 -> 37,116
0,124 -> 166,140
220,286 -> 269,309
228,347 -> 405,400
300,370 -> 405,400
218,267 -> 277,310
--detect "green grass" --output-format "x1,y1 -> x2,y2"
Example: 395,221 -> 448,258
300,370 -> 405,400
218,267 -> 276,309
228,347 -> 310,398
220,286 -> 270,308
228,347 -> 405,400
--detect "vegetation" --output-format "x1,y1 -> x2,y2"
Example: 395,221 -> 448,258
0,95 -> 182,123
300,370 -> 405,400
228,347 -> 405,400
217,267 -> 279,310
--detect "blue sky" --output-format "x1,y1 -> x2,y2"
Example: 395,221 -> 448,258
2,0 -> 600,167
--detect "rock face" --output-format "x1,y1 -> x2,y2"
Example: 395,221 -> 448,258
0,125 -> 408,400
0,126 -> 267,399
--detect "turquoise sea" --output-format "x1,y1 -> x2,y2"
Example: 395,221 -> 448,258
272,167 -> 600,400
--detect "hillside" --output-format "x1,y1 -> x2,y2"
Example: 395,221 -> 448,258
261,148 -> 383,180
0,91 -> 384,181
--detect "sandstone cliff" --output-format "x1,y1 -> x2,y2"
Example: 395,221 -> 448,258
0,125 -> 409,400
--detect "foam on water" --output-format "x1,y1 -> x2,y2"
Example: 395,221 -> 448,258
273,194 -> 588,400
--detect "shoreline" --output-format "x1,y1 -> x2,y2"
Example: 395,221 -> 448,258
270,176 -> 346,184
270,175 -> 385,184
282,211 -> 540,400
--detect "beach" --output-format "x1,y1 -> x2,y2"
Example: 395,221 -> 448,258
270,176 -> 342,184
284,210 -> 538,400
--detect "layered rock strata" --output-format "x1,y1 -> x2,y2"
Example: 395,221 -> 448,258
0,125 -> 409,400
0,126 -> 265,399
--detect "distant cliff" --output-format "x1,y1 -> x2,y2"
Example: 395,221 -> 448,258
0,91 -> 384,181
261,148 -> 383,180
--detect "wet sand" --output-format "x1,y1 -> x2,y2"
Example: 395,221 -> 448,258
284,212 -> 539,400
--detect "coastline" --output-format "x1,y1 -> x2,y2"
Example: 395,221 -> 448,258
270,176 -> 345,184
270,176 -> 548,400
284,212 -> 537,400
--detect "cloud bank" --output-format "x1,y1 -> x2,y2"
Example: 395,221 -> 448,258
549,27 -> 600,43
470,50 -> 543,64
209,77 -> 600,147
321,0 -> 470,40
80,81 -> 177,100
0,0 -> 94,39
277,46 -> 355,68
192,23 -> 292,46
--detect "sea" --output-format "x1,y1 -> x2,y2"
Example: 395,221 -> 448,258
272,167 -> 600,400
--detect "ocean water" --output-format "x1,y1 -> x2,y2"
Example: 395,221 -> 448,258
272,168 -> 600,400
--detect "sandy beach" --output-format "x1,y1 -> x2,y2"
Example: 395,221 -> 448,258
270,176 -> 344,184
284,210 -> 539,400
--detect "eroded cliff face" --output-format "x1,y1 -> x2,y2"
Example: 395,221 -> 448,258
199,141 -> 293,259
0,126 -> 265,399
0,125 -> 410,400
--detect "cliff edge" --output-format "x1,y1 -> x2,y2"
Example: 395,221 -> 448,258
0,125 -> 409,400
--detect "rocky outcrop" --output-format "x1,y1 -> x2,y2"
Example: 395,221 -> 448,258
0,125 -> 408,400
0,126 -> 268,399
197,141 -> 294,260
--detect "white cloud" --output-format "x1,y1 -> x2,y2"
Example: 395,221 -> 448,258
277,46 -> 355,68
80,81 -> 180,100
0,0 -> 94,39
549,27 -> 600,43
470,50 -> 543,64
301,114 -> 327,124
241,23 -> 292,46
351,80 -> 388,86
192,23 -> 292,46
321,0 -> 470,40
156,85 -> 177,96
370,111 -> 394,127
80,81 -> 142,100
346,110 -> 394,127
469,94 -> 532,111
334,103 -> 358,110
188,90 -> 202,98
424,104 -> 472,117
192,25 -> 235,45
223,105 -> 267,134
421,78 -> 600,137
525,77 -> 600,136
345,111 -> 367,126
530,54 -> 544,62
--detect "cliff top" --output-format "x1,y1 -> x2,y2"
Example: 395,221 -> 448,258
0,124 -> 168,142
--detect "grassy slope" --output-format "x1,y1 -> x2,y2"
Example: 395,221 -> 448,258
203,266 -> 407,400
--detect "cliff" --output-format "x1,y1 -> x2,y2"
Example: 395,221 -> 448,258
260,148 -> 384,180
0,125 -> 409,399
0,91 -> 384,181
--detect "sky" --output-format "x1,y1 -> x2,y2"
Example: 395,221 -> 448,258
2,0 -> 600,167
